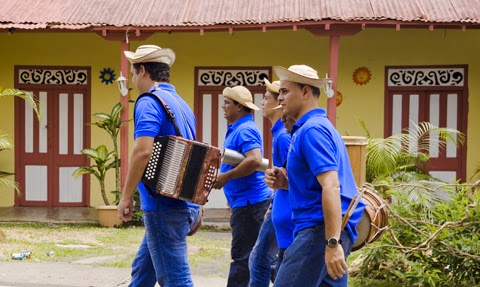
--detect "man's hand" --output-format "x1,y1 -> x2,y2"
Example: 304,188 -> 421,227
213,172 -> 230,190
117,197 -> 134,222
265,167 -> 288,190
325,245 -> 348,280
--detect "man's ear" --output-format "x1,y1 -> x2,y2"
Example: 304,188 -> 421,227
302,85 -> 310,98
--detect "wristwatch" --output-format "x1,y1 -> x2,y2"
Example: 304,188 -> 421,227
326,237 -> 343,248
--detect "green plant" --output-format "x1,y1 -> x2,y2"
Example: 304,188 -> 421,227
90,102 -> 129,204
72,145 -> 117,205
351,121 -> 479,286
0,87 -> 41,193
472,162 -> 480,180
356,183 -> 480,287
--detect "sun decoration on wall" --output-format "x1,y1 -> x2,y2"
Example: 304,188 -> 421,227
336,91 -> 343,107
99,68 -> 116,85
352,67 -> 372,86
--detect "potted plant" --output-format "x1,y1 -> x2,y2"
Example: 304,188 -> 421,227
73,145 -> 120,227
73,102 -> 129,227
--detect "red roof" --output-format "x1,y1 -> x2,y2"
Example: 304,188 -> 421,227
1,0 -> 479,30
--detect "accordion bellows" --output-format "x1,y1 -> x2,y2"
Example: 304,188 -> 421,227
142,136 -> 221,205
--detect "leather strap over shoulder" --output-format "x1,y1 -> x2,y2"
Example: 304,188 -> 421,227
135,92 -> 183,137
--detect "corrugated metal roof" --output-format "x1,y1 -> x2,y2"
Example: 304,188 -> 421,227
0,0 -> 479,30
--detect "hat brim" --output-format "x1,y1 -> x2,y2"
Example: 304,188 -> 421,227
223,87 -> 260,110
264,79 -> 280,94
273,66 -> 330,89
124,48 -> 176,66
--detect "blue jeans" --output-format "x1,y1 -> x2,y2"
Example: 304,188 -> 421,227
274,224 -> 353,287
228,199 -> 270,287
129,204 -> 200,287
275,248 -> 286,280
249,211 -> 278,287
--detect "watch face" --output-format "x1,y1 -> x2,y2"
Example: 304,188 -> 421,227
327,237 -> 342,247
328,238 -> 338,246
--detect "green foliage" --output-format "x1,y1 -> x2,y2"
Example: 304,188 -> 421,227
366,122 -> 464,184
90,102 -> 129,204
472,163 -> 480,180
74,102 -> 129,205
0,88 -> 41,193
73,145 -> 117,205
356,184 -> 480,287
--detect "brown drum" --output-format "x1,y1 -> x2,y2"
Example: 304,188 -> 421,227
352,189 -> 388,251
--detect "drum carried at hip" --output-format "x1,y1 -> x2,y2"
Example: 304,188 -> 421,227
348,186 -> 389,251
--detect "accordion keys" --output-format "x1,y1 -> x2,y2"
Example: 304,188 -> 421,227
142,136 -> 221,205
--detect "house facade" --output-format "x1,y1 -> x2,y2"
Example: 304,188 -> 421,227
0,0 -> 479,208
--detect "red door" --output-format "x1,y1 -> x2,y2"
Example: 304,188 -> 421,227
15,66 -> 91,206
385,66 -> 468,182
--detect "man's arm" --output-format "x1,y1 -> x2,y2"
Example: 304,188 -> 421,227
117,136 -> 154,221
213,148 -> 262,189
317,170 -> 348,280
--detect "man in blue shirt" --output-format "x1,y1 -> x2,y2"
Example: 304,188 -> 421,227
117,45 -> 200,287
249,79 -> 295,287
265,65 -> 365,287
213,85 -> 272,287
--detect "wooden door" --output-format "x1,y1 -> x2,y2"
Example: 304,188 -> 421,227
15,66 -> 91,206
385,66 -> 468,182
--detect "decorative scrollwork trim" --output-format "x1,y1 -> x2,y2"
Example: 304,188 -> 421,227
18,69 -> 88,85
198,69 -> 270,86
387,68 -> 464,87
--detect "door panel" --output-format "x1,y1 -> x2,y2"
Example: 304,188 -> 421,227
386,90 -> 465,181
16,89 -> 89,206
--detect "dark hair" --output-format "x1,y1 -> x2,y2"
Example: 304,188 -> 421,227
296,83 -> 320,97
233,100 -> 252,113
270,91 -> 280,101
133,62 -> 170,82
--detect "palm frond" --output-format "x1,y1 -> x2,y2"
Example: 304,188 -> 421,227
0,131 -> 14,151
0,87 -> 42,122
366,135 -> 402,181
0,176 -> 19,193
402,122 -> 465,153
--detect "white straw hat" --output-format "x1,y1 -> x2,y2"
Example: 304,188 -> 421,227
273,65 -> 331,89
124,45 -> 176,66
264,79 -> 280,94
222,86 -> 259,110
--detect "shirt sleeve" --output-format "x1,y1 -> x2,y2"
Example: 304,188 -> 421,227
236,126 -> 262,155
134,97 -> 164,138
301,126 -> 338,176
276,132 -> 291,165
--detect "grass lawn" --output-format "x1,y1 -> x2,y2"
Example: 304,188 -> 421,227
0,222 -> 395,286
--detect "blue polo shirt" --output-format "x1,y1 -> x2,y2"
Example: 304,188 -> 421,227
270,119 -> 295,248
220,114 -> 272,208
287,108 -> 365,243
133,83 -> 199,212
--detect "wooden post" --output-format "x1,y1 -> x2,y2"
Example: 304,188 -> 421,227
120,41 -> 130,192
327,35 -> 340,127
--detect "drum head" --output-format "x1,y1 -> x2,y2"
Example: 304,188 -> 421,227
352,211 -> 370,251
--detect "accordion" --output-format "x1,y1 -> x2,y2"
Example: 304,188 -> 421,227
142,135 -> 221,205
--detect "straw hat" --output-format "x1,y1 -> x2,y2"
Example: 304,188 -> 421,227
264,79 -> 280,94
273,65 -> 331,89
124,45 -> 176,66
222,86 -> 259,110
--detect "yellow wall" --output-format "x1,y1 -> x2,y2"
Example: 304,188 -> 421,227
1,27 -> 479,206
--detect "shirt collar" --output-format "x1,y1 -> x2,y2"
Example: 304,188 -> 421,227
291,108 -> 327,134
228,114 -> 254,130
149,82 -> 175,93
271,118 -> 284,134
